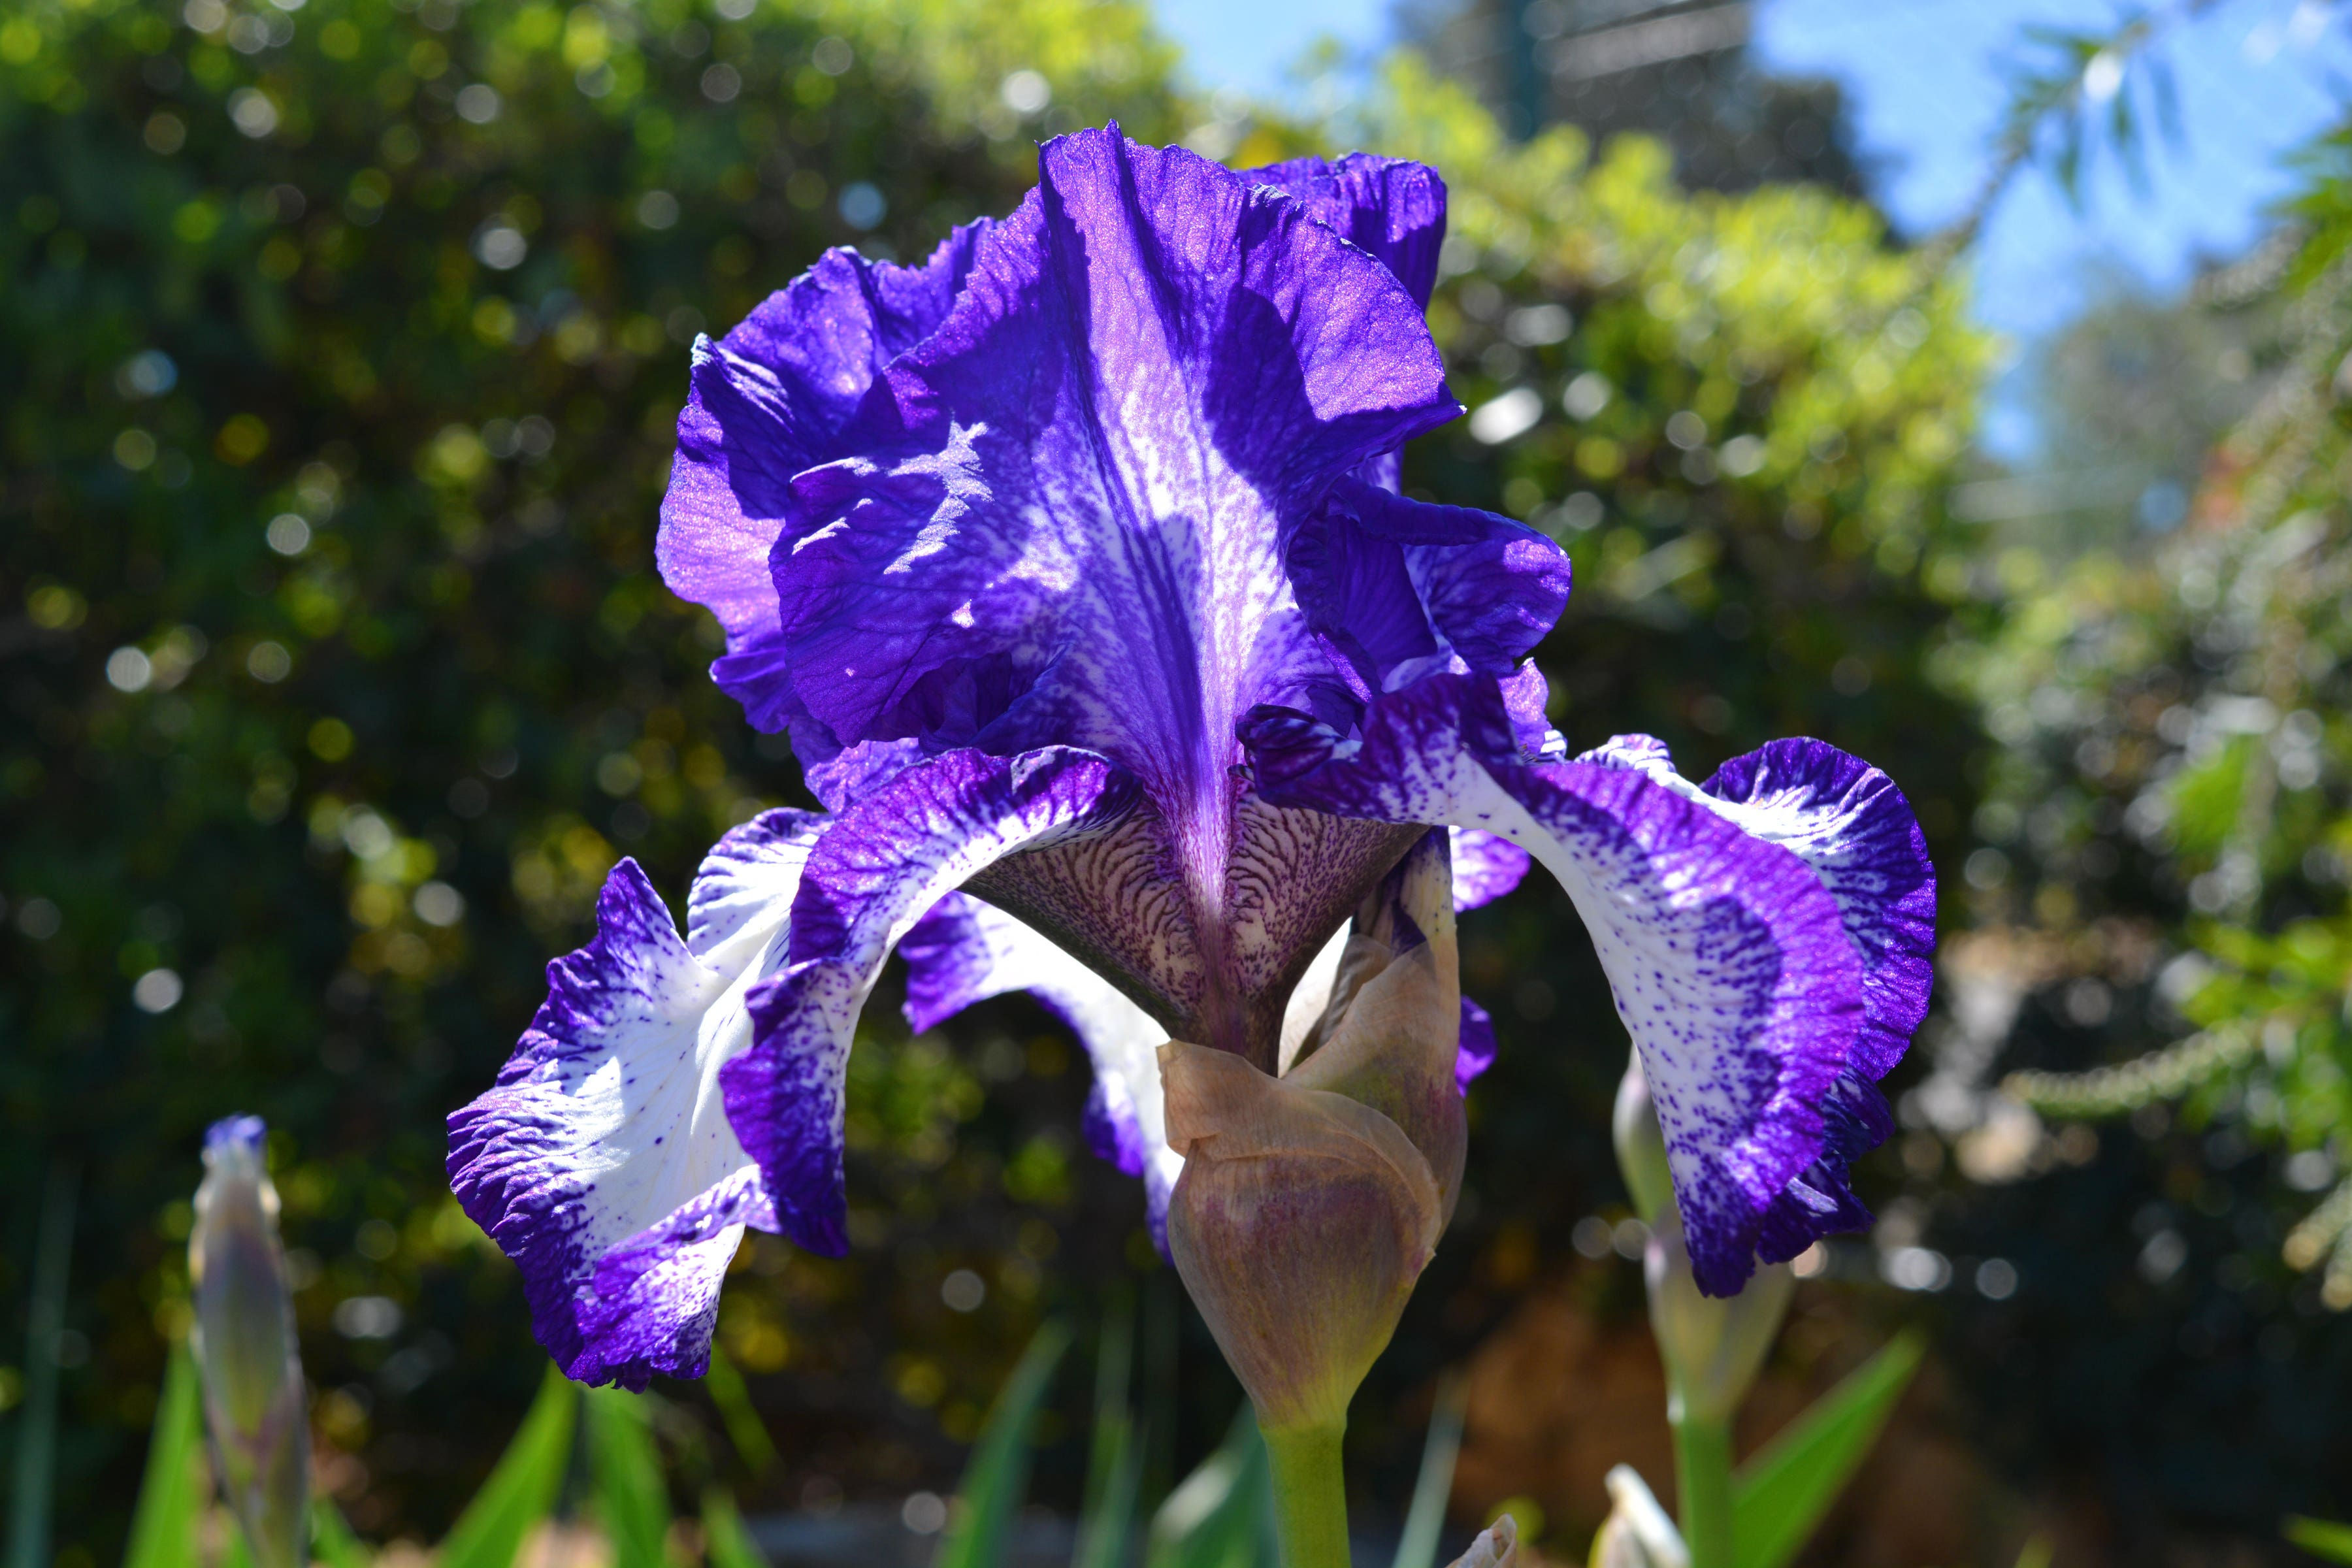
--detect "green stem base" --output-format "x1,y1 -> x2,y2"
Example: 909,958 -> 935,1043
1264,1424 -> 1350,1568
1671,1409 -> 1735,1568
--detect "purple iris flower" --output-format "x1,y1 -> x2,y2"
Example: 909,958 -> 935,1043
447,127 -> 1933,1390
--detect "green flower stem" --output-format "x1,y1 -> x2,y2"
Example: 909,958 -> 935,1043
1671,1403 -> 1735,1568
1264,1423 -> 1351,1568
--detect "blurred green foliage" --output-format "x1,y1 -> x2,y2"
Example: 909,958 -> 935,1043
1904,116 -> 2352,1535
0,0 -> 1179,1542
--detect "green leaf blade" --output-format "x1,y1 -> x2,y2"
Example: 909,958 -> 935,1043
1733,1330 -> 1926,1568
2287,1516 -> 2352,1565
308,1497 -> 371,1568
122,1342 -> 204,1568
1147,1406 -> 1271,1568
702,1489 -> 772,1568
436,1364 -> 580,1568
936,1320 -> 1074,1568
1390,1378 -> 1467,1568
585,1387 -> 674,1568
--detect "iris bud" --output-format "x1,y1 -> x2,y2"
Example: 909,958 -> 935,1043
1586,1467 -> 1689,1568
1445,1514 -> 1520,1568
1618,1061 -> 1794,1426
1162,832 -> 1465,1435
1610,1053 -> 1674,1229
189,1115 -> 309,1568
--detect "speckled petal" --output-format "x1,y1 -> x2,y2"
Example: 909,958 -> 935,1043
447,809 -> 824,1388
725,747 -> 1136,1255
899,891 -> 1184,1237
1242,675 -> 1865,1294
1697,738 -> 1936,1081
1754,1071 -> 1892,1262
1573,732 -> 1935,1245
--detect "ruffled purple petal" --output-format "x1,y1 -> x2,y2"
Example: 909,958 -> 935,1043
1244,152 -> 1446,311
1287,475 -> 1571,698
659,225 -> 994,735
1241,674 -> 1865,1295
769,128 -> 1465,802
447,808 -> 824,1388
1572,734 -> 1933,1245
725,747 -> 1137,1254
898,891 -> 1183,1235
1754,1072 -> 1892,1263
1699,739 -> 1936,1082
1577,734 -> 1934,1077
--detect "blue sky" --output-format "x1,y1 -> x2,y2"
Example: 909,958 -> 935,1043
1150,0 -> 2352,457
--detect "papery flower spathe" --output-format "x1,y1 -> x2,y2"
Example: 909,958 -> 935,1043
448,125 -> 1932,1391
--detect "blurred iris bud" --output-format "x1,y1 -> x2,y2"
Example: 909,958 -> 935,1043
190,1115 -> 309,1568
1587,1466 -> 1690,1568
1163,832 -> 1466,1434
1611,1051 -> 1675,1228
1446,1512 -> 1520,1568
1619,1058 -> 1793,1424
1643,1207 -> 1793,1429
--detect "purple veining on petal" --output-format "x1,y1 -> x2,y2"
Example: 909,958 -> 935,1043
898,890 -> 1184,1231
1455,995 -> 1497,1095
1451,828 -> 1532,912
659,224 -> 994,739
1244,152 -> 1447,310
1240,674 -> 1865,1295
449,809 -> 825,1387
723,747 -> 1137,1256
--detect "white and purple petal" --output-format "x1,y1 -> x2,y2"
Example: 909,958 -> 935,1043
1566,735 -> 1935,1253
447,808 -> 824,1388
1575,733 -> 1935,1082
1242,676 -> 1867,1294
725,746 -> 1137,1254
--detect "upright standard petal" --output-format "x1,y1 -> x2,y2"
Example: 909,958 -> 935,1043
726,747 -> 1137,1254
760,127 -> 1566,1061
659,225 -> 994,737
1242,676 -> 1867,1294
448,809 -> 823,1388
773,127 -> 1467,789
